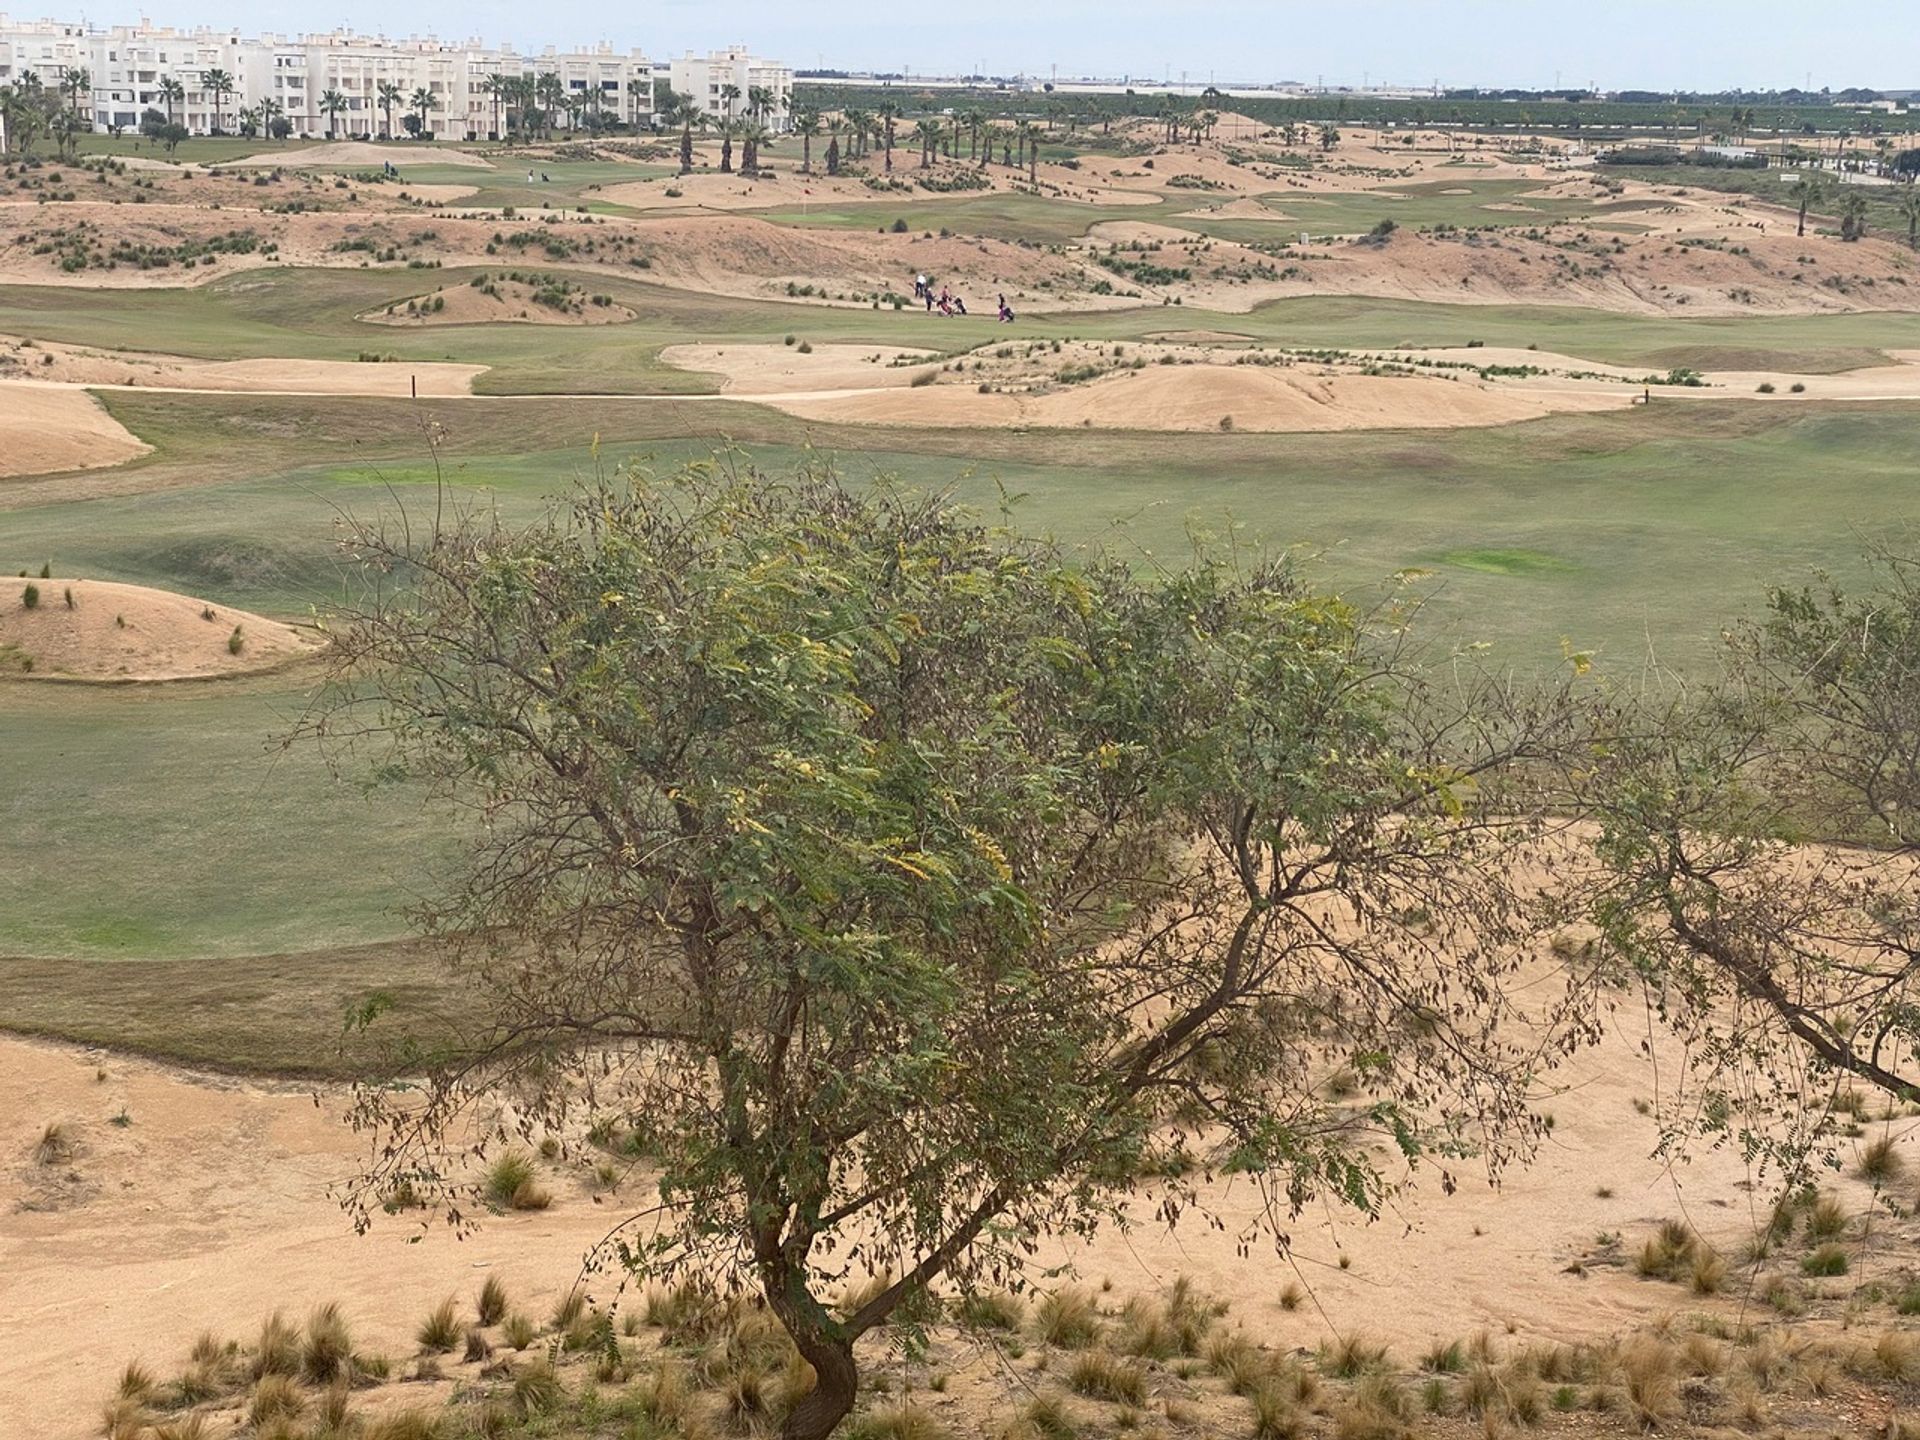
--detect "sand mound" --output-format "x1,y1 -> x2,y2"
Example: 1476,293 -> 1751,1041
225,142 -> 490,169
784,365 -> 1628,433
361,276 -> 635,327
0,384 -> 150,477
0,578 -> 317,682
392,182 -> 478,203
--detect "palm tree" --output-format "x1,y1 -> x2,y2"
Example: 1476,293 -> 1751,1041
1900,180 -> 1920,251
626,76 -> 650,131
719,82 -> 741,121
535,73 -> 565,138
1022,120 -> 1039,182
59,65 -> 89,122
914,116 -> 942,170
410,87 -> 438,140
792,103 -> 820,174
258,95 -> 284,140
747,84 -> 774,127
1789,172 -> 1825,238
717,115 -> 737,173
842,107 -> 870,160
741,120 -> 771,175
159,76 -> 185,127
481,73 -> 506,140
876,98 -> 899,173
201,68 -> 235,135
964,106 -> 985,163
376,80 -> 404,140
319,88 -> 347,139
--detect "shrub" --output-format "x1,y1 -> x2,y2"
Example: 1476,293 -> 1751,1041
501,1313 -> 536,1350
1320,1334 -> 1388,1379
227,626 -> 245,655
1420,1339 -> 1466,1374
1690,1249 -> 1728,1295
1067,1351 -> 1148,1405
1251,1383 -> 1307,1440
483,1159 -> 537,1213
463,1327 -> 493,1363
417,1298 -> 462,1352
1035,1288 -> 1101,1348
1019,1395 -> 1077,1440
365,1409 -> 446,1440
1756,382 -> 1776,393
1806,1193 -> 1848,1240
116,1361 -> 156,1401
38,561 -> 50,578
21,583 -> 39,609
1790,381 -> 1807,393
1802,1243 -> 1850,1277
64,587 -> 74,608
797,340 -> 813,354
477,1275 -> 508,1326
551,1289 -> 587,1330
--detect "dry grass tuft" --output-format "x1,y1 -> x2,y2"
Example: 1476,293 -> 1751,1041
512,1357 -> 564,1417
1688,1248 -> 1728,1295
1618,1338 -> 1680,1428
252,1311 -> 303,1379
1035,1288 -> 1102,1349
248,1373 -> 307,1427
1250,1383 -> 1308,1440
849,1403 -> 951,1440
99,1397 -> 150,1440
302,1301 -> 354,1384
1805,1192 -> 1848,1241
34,1121 -> 72,1165
114,1361 -> 155,1402
363,1410 -> 446,1440
1801,1242 -> 1850,1277
1068,1351 -> 1149,1406
501,1312 -> 537,1351
417,1297 -> 462,1353
1320,1334 -> 1389,1379
464,1327 -> 495,1364
959,1290 -> 1026,1332
476,1274 -> 509,1327
1859,1134 -> 1905,1185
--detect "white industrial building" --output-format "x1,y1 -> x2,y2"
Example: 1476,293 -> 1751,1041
0,16 -> 787,139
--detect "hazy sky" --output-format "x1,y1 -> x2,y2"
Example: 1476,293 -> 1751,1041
56,0 -> 1920,91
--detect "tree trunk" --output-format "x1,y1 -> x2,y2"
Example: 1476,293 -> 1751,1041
777,1330 -> 857,1440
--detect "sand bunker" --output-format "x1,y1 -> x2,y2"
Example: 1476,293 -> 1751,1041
0,384 -> 150,478
361,277 -> 635,327
225,142 -> 490,169
0,338 -> 484,395
661,342 -> 936,393
0,578 -> 317,682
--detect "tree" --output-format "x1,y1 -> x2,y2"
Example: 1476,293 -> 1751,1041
719,81 -> 742,123
59,65 -> 89,123
1839,188 -> 1868,242
201,68 -> 235,135
716,116 -> 737,173
1902,179 -> 1920,251
792,103 -> 820,174
411,86 -> 439,141
535,73 -> 565,138
824,122 -> 841,177
319,88 -> 347,139
739,120 -> 770,176
1584,546 -> 1920,1181
376,81 -> 404,141
236,103 -> 260,139
1789,171 -> 1825,237
914,115 -> 942,169
876,98 -> 899,173
159,75 -> 185,128
309,461 -> 1595,1440
626,76 -> 650,131
258,96 -> 285,142
481,73 -> 506,140
842,107 -> 870,161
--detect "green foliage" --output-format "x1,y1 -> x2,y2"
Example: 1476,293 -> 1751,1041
310,457 -> 1593,1433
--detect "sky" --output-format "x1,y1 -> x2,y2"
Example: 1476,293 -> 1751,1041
45,0 -> 1920,91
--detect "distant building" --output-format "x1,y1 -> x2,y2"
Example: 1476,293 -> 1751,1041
663,46 -> 794,131
0,14 -> 784,138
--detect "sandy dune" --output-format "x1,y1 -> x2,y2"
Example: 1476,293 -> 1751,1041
660,342 -> 936,393
0,384 -> 150,477
0,578 -> 317,681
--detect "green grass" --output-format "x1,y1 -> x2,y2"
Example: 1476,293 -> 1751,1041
1171,179 -> 1659,242
0,272 -> 1905,401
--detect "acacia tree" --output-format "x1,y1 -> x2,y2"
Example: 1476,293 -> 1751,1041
308,462 -> 1596,1440
1583,547 -> 1920,1180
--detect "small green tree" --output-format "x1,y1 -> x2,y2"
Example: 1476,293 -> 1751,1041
21,583 -> 39,609
1585,544 -> 1920,1180
308,461 -> 1595,1440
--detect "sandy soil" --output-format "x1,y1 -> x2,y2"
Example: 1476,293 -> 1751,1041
225,142 -> 491,169
5,956 -> 1909,1440
393,183 -> 479,203
0,337 -> 484,395
0,578 -> 317,681
360,278 -> 635,327
0,384 -> 150,477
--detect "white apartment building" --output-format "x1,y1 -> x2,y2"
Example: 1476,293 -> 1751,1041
664,46 -> 794,130
0,14 -> 674,139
